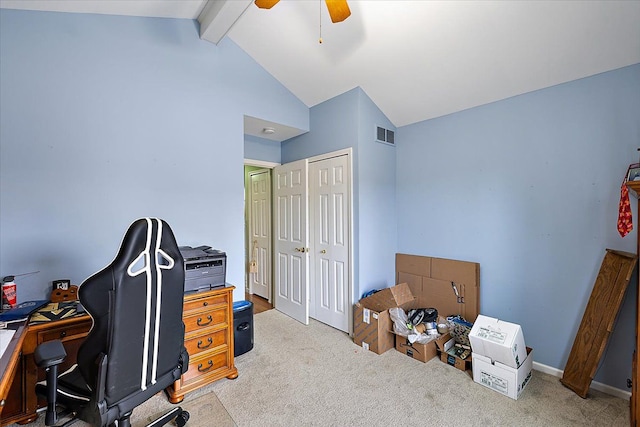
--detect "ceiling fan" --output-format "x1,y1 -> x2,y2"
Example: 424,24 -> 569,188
254,0 -> 351,23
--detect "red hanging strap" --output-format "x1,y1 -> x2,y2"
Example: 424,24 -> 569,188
618,166 -> 634,238
618,183 -> 632,237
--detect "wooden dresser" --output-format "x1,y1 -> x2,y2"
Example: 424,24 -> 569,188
627,180 -> 640,427
0,315 -> 92,426
166,285 -> 238,403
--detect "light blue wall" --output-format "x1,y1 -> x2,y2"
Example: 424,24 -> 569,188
396,64 -> 640,391
0,10 -> 308,303
282,87 -> 397,300
356,90 -> 397,294
244,134 -> 281,164
282,88 -> 360,163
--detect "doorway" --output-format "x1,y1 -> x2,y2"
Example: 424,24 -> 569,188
247,168 -> 271,300
244,161 -> 277,306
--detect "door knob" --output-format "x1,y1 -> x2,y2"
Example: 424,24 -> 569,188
321,250 -> 326,254
295,247 -> 307,253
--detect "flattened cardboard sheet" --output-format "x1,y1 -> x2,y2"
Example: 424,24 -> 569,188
396,253 -> 480,322
431,257 -> 479,288
420,278 -> 474,319
396,254 -> 431,277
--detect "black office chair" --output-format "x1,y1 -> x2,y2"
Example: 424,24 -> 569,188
34,218 -> 190,427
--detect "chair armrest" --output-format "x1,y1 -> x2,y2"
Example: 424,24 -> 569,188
34,340 -> 67,426
180,347 -> 189,374
34,340 -> 67,368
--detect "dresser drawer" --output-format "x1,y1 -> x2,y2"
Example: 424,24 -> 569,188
182,350 -> 229,384
183,307 -> 227,335
184,328 -> 227,356
38,321 -> 92,344
183,293 -> 227,314
166,286 -> 237,404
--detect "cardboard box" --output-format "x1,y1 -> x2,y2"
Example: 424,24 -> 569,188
469,315 -> 527,369
472,347 -> 533,400
434,333 -> 472,371
441,349 -> 473,371
395,332 -> 451,363
353,283 -> 415,354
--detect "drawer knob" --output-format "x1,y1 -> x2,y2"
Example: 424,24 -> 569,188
197,360 -> 213,372
197,315 -> 213,326
203,302 -> 208,306
59,331 -> 67,338
197,337 -> 213,349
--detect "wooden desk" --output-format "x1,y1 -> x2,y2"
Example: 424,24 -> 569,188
0,287 -> 237,425
0,321 -> 28,416
0,315 -> 92,426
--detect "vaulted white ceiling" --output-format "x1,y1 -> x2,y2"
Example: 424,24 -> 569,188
2,0 -> 639,132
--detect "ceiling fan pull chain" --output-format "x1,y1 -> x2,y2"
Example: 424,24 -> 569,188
319,0 -> 323,44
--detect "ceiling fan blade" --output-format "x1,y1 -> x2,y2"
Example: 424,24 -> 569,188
255,0 -> 280,9
325,0 -> 351,23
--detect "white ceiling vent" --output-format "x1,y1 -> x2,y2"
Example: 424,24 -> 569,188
376,126 -> 395,146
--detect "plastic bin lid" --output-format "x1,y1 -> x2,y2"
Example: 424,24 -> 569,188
233,300 -> 252,311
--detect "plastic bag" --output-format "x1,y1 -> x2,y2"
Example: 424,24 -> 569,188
389,307 -> 437,345
389,307 -> 410,336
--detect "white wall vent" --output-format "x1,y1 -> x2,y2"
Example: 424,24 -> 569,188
375,126 -> 395,146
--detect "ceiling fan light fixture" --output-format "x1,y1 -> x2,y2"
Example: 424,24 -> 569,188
254,0 -> 279,9
254,0 -> 351,23
325,0 -> 350,23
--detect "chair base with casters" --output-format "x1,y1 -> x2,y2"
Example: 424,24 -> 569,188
35,340 -> 190,427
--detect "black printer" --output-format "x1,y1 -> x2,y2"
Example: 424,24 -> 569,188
179,246 -> 226,293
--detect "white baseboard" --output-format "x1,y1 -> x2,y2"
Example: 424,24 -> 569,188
532,361 -> 631,400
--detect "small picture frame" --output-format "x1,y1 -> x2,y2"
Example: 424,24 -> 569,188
53,279 -> 71,290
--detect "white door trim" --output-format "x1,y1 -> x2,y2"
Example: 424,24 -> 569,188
307,148 -> 351,164
244,159 -> 280,168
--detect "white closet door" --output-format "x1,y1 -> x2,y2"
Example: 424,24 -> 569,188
273,159 -> 309,325
309,154 -> 350,332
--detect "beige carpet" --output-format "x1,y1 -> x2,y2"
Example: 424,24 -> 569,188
209,309 -> 628,427
9,309 -> 629,426
4,379 -> 236,427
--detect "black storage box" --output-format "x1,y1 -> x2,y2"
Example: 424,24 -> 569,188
233,300 -> 254,357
